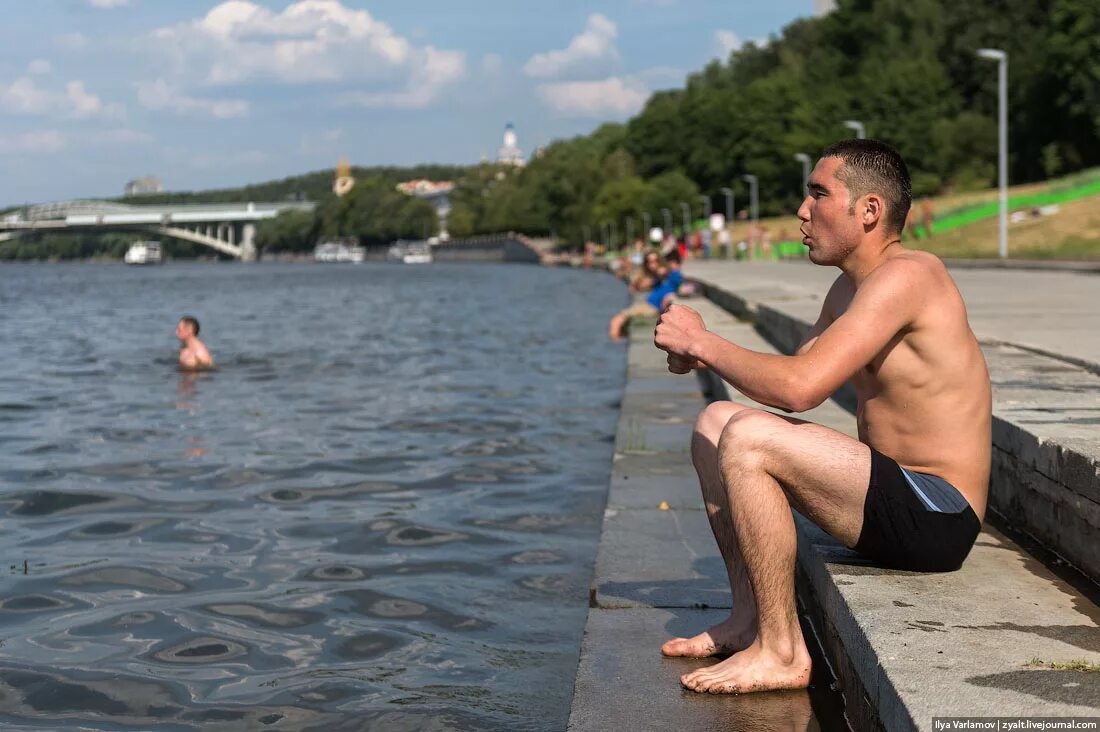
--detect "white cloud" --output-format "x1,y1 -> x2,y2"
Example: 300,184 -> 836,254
89,0 -> 131,6
146,1 -> 465,108
0,77 -> 123,119
135,79 -> 249,118
537,76 -> 649,118
337,46 -> 465,109
0,130 -> 66,154
524,13 -> 618,79
28,59 -> 51,75
715,29 -> 742,57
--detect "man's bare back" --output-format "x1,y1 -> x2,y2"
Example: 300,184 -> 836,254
176,316 -> 214,371
810,250 -> 991,517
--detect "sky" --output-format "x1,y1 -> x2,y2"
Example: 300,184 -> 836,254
0,0 -> 817,205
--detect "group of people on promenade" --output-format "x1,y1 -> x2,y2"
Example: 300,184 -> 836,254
640,139 -> 991,694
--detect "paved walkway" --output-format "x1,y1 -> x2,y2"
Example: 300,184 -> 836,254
683,260 -> 1100,369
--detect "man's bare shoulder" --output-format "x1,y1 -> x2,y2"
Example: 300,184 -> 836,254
861,250 -> 944,295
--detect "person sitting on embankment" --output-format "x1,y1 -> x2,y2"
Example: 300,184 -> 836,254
176,315 -> 215,370
608,250 -> 683,340
652,139 -> 992,694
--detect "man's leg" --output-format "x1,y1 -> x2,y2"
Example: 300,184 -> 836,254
662,401 -> 758,657
680,408 -> 870,694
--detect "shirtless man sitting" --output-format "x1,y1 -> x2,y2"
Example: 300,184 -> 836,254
176,315 -> 214,370
653,139 -> 991,694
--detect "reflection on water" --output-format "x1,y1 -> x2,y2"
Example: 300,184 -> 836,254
0,262 -> 626,730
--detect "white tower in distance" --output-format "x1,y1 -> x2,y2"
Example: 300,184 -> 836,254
497,122 -> 526,167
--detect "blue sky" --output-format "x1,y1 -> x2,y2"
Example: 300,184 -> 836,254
0,0 -> 817,205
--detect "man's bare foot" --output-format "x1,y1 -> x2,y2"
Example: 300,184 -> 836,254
661,615 -> 755,658
680,638 -> 812,694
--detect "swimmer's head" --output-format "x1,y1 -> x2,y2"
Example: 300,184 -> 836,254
177,315 -> 200,340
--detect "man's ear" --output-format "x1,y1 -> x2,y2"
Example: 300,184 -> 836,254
862,194 -> 884,227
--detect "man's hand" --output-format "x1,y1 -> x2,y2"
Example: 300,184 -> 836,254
666,353 -> 705,374
655,304 -> 707,365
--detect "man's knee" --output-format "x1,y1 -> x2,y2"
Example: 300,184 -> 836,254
694,401 -> 747,444
717,409 -> 782,467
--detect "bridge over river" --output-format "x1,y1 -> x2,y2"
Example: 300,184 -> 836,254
0,200 -> 315,260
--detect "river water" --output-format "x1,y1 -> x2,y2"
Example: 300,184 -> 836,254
0,262 -> 627,730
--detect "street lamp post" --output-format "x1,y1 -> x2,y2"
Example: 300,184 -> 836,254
794,153 -> 811,194
698,195 -> 712,220
642,212 -> 652,240
843,119 -> 865,139
978,47 -> 1009,259
720,187 -> 734,223
679,202 -> 691,237
741,174 -> 759,223
661,208 -> 672,236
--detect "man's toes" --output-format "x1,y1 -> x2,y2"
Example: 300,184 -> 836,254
680,671 -> 704,689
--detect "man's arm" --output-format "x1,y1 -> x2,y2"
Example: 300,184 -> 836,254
657,260 -> 920,412
795,274 -> 846,355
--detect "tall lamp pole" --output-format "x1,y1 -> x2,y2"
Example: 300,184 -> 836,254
843,119 -> 865,139
720,187 -> 734,222
794,153 -> 811,194
698,195 -> 712,220
977,48 -> 1009,259
661,208 -> 672,236
642,212 -> 651,239
741,174 -> 759,223
679,202 -> 691,236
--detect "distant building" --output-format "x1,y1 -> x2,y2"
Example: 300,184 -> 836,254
397,179 -> 455,240
815,0 -> 836,16
333,157 -> 355,197
497,123 -> 526,167
124,176 -> 163,197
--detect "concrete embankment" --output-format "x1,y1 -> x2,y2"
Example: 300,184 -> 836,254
569,262 -> 1100,731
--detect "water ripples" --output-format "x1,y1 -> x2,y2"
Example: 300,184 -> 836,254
0,262 -> 625,730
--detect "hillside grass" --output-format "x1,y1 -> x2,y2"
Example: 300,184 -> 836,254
740,168 -> 1100,260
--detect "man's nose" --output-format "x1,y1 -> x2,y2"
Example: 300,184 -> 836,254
796,196 -> 812,222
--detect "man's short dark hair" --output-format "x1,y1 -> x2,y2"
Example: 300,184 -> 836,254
821,138 -> 911,235
180,315 -> 200,336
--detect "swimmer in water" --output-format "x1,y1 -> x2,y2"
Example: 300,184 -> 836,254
176,315 -> 214,370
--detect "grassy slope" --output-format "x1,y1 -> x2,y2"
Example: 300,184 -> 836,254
742,170 -> 1100,260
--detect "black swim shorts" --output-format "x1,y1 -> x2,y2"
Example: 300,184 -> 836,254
853,449 -> 982,572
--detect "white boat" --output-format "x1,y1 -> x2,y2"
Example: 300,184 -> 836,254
314,239 -> 366,263
124,241 -> 162,265
388,240 -> 433,264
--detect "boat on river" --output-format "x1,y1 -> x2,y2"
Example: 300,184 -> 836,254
124,241 -> 163,265
388,240 -> 433,264
314,239 -> 365,263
